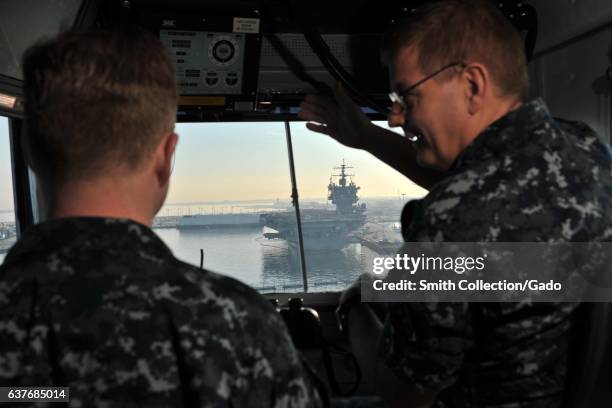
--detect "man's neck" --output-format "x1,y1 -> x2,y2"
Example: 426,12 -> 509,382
485,97 -> 524,131
449,97 -> 524,171
50,178 -> 155,227
466,97 -> 524,147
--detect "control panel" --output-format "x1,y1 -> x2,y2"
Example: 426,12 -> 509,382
132,12 -> 261,112
160,30 -> 246,95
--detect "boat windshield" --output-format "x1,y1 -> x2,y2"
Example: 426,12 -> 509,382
153,120 -> 426,293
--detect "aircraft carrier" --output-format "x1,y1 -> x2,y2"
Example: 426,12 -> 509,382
260,162 -> 367,250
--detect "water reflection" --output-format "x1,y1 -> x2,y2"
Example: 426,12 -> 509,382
155,226 -> 365,293
260,241 -> 363,292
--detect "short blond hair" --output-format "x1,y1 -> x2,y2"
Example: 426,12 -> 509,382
23,26 -> 177,183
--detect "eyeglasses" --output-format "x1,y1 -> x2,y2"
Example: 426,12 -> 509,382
388,62 -> 466,112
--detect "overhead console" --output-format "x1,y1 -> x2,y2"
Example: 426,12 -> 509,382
107,0 -> 394,121
142,14 -> 263,113
106,0 -> 537,121
0,0 -> 538,121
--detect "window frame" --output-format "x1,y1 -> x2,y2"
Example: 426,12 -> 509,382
8,117 -> 34,236
3,116 -> 412,295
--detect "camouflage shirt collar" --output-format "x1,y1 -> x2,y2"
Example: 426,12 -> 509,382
3,217 -> 172,267
451,98 -> 552,171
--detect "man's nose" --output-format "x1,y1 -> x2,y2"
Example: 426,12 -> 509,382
388,102 -> 405,127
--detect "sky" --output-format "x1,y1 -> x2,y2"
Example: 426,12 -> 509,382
166,121 -> 426,203
0,117 -> 426,213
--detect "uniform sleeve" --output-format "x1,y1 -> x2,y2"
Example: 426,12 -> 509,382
384,184 -> 474,391
379,302 -> 473,392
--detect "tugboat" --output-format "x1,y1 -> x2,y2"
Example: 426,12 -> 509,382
260,161 -> 367,250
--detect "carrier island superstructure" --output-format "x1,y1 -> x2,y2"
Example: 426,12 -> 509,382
260,162 -> 367,250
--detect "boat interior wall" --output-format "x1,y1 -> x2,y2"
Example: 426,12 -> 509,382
532,0 -> 612,54
0,0 -> 82,80
529,0 -> 612,143
0,0 -> 82,117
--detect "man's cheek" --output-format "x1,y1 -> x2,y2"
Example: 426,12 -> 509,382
418,148 -> 446,170
416,148 -> 434,167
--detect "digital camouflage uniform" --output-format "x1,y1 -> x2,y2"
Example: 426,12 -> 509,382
0,217 -> 323,407
381,99 -> 612,407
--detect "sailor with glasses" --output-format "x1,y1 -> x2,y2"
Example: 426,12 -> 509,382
299,1 -> 612,407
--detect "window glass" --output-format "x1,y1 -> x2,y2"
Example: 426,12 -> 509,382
154,121 -> 427,293
288,121 -> 427,291
154,122 -> 302,292
0,117 -> 15,264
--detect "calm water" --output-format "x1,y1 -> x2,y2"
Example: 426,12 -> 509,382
0,225 -> 397,292
153,199 -> 407,292
0,199 -> 409,292
0,224 -> 400,292
155,226 -> 373,292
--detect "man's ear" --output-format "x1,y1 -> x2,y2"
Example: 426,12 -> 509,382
463,63 -> 488,115
154,131 -> 178,187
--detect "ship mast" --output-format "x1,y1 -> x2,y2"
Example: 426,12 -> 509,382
328,160 -> 361,215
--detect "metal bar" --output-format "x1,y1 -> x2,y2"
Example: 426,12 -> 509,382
283,120 -> 308,292
8,118 -> 34,236
607,66 -> 612,145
